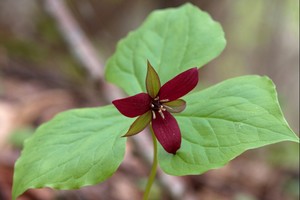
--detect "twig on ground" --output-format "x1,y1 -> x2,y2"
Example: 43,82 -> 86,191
44,0 -> 103,80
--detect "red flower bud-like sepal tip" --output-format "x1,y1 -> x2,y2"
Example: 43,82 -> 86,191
112,61 -> 199,154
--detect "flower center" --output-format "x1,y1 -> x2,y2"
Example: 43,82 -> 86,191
151,98 -> 162,111
151,97 -> 167,119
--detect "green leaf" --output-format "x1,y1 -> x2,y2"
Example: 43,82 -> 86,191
158,76 -> 299,176
12,105 -> 133,200
105,3 -> 226,96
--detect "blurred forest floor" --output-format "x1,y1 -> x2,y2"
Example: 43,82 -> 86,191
0,0 -> 299,200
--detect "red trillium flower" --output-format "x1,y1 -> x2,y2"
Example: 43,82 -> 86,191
113,61 -> 199,154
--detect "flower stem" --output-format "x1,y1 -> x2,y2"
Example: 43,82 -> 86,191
143,127 -> 158,200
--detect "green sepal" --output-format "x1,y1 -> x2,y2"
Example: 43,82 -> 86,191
146,60 -> 161,98
163,99 -> 186,113
123,111 -> 152,137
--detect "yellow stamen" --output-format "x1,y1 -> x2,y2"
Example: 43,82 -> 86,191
158,109 -> 165,119
160,99 -> 169,103
152,110 -> 156,119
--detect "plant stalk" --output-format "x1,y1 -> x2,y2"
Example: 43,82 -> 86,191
142,127 -> 158,200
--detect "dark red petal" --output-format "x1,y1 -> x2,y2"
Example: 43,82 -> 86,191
112,93 -> 151,118
159,68 -> 199,101
151,111 -> 181,154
